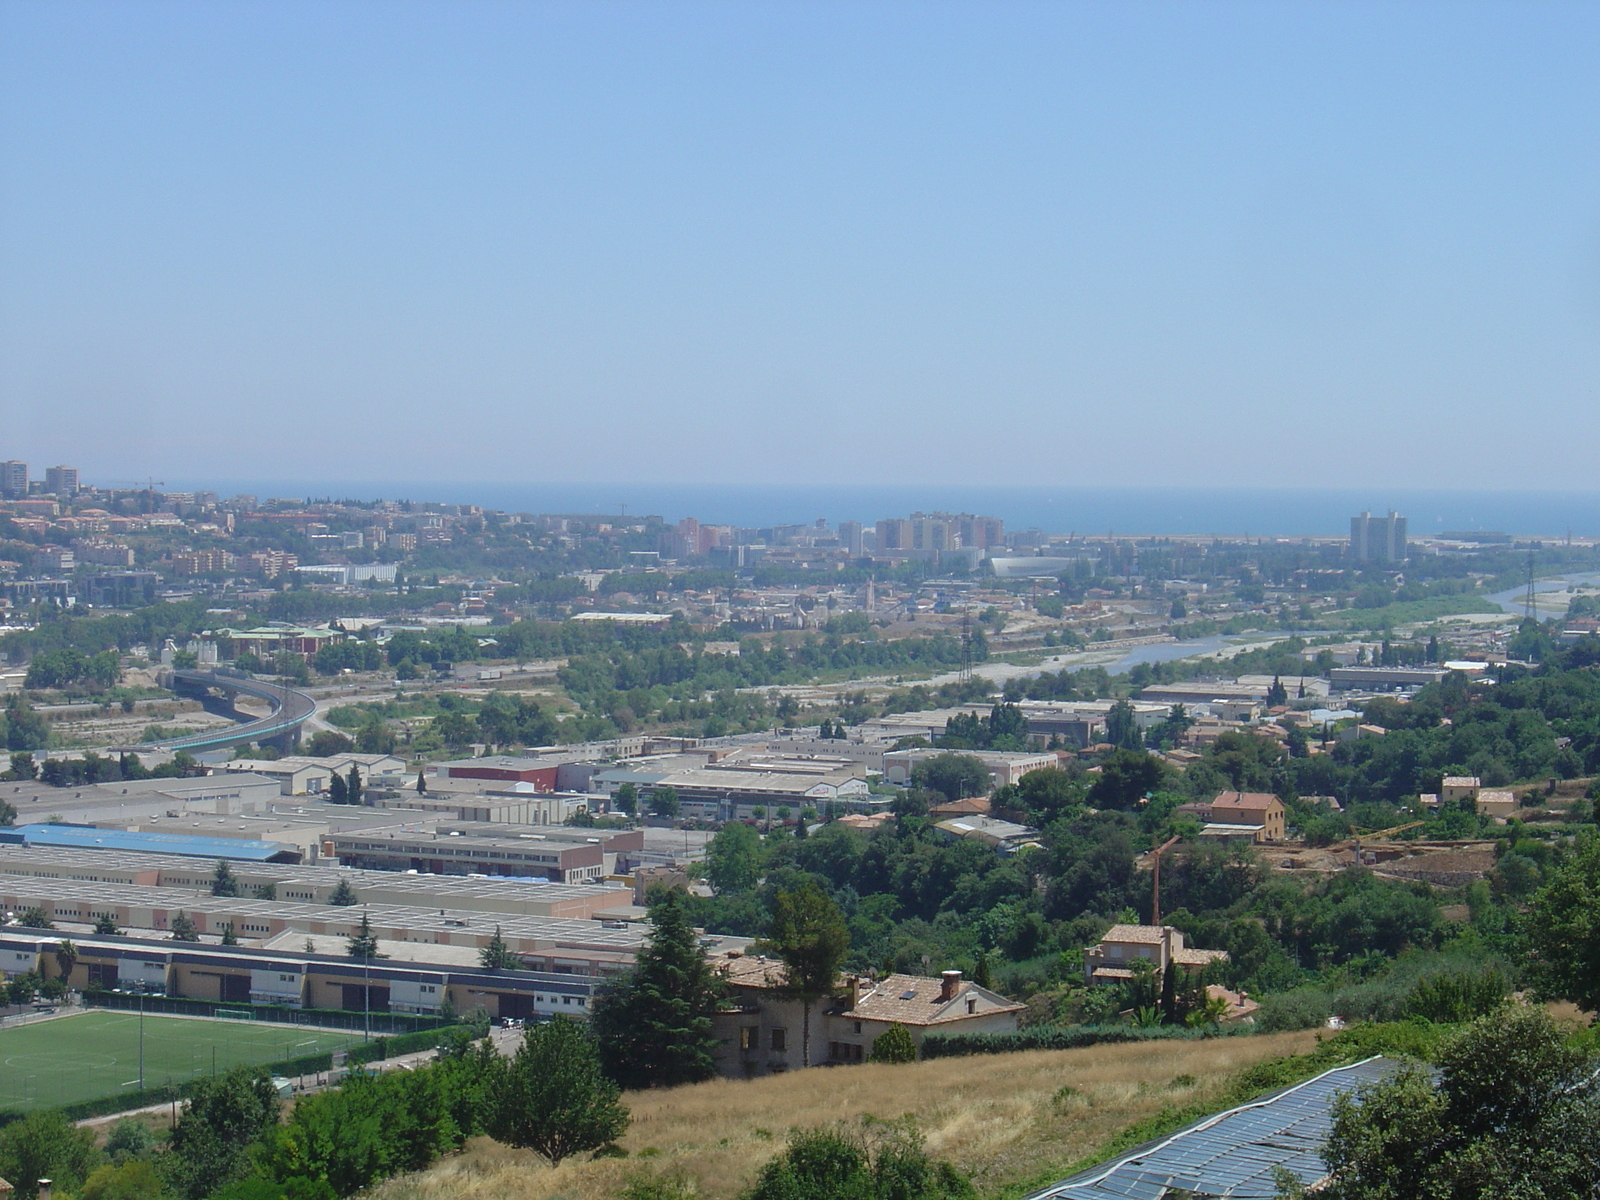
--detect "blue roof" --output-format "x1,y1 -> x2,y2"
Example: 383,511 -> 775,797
7,823 -> 299,862
1023,1056 -> 1403,1200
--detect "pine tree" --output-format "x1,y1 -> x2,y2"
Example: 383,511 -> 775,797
346,765 -> 363,805
590,890 -> 725,1089
327,772 -> 348,804
347,910 -> 383,961
416,769 -> 427,794
480,926 -> 519,970
221,924 -> 238,946
211,859 -> 239,897
767,882 -> 849,1067
170,911 -> 200,941
329,877 -> 358,906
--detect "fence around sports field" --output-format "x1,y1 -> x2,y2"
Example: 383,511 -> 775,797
82,990 -> 456,1035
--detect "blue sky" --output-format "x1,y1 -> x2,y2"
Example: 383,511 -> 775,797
1,1 -> 1597,489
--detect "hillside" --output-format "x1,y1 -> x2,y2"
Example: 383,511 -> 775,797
370,1030 -> 1321,1200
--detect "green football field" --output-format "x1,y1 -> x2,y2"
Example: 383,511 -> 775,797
0,1011 -> 356,1112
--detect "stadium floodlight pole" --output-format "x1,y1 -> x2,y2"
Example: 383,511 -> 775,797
138,990 -> 145,1090
363,905 -> 371,1043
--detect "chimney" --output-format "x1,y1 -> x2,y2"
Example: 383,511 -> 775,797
939,970 -> 962,1003
38,1182 -> 52,1200
848,975 -> 861,1010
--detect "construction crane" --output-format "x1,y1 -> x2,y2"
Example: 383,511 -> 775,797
1150,834 -> 1181,924
1350,820 -> 1426,867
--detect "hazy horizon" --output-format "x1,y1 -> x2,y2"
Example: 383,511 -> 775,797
4,2 -> 1598,488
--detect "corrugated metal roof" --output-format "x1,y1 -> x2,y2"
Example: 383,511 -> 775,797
1023,1056 -> 1402,1200
9,823 -> 298,862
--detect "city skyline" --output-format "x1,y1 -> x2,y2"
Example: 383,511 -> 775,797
3,2 -> 1599,489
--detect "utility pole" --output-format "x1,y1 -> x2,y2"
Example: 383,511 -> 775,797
1525,550 -> 1537,623
1150,835 -> 1180,925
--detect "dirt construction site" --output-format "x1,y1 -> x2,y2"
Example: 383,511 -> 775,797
1272,840 -> 1498,887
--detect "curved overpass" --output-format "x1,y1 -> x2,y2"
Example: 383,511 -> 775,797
149,667 -> 317,753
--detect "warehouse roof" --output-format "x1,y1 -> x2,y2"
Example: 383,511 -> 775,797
0,823 -> 299,862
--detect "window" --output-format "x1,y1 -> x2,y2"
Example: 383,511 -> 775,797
853,1021 -> 862,1034
770,1028 -> 786,1051
967,997 -> 977,1014
740,1027 -> 757,1051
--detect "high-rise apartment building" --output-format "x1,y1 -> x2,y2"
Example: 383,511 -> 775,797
0,461 -> 28,498
875,511 -> 1004,556
837,521 -> 864,557
44,465 -> 79,496
1350,511 -> 1408,562
875,518 -> 912,551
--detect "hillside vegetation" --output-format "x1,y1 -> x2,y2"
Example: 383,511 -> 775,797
368,1030 -> 1320,1200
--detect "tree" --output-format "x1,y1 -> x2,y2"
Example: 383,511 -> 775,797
170,911 -> 200,941
79,1160 -> 170,1200
212,859 -> 240,897
1306,1007 -> 1600,1199
252,882 -> 277,901
346,765 -> 363,805
55,938 -> 78,984
613,781 -> 638,816
1266,676 -> 1289,707
94,913 -> 122,936
1526,829 -> 1600,1012
416,770 -> 427,795
329,878 -> 359,906
971,948 -> 993,990
18,905 -> 54,929
162,1067 -> 281,1200
910,753 -> 989,803
591,890 -> 725,1090
742,1125 -> 972,1200
5,696 -> 51,751
307,730 -> 354,757
347,911 -> 383,961
0,1110 -> 100,1200
479,926 -> 519,970
1105,698 -> 1142,751
327,771 -> 348,804
1086,749 -> 1167,810
104,1118 -> 157,1164
9,750 -> 37,779
221,924 -> 238,946
650,785 -> 680,818
489,1017 -> 629,1167
706,821 -> 764,893
868,1023 -> 917,1064
766,882 -> 849,1067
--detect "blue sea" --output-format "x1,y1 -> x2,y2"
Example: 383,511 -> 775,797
165,482 -> 1600,540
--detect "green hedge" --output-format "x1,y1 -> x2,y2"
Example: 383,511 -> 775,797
919,1022 -> 1251,1060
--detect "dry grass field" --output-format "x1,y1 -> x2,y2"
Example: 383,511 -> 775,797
370,1029 -> 1321,1200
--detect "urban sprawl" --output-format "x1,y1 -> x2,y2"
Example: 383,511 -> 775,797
3,459 -> 1600,1196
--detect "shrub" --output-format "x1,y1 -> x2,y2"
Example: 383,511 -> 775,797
868,1023 -> 917,1064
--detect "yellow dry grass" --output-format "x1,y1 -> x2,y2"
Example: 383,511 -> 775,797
370,1030 -> 1320,1200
